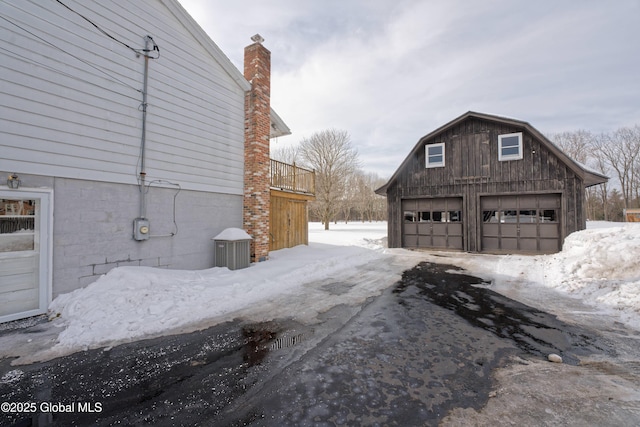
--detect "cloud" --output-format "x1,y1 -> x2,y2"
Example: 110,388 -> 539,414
179,0 -> 640,178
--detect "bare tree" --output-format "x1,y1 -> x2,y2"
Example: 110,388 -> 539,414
548,130 -> 602,218
547,130 -> 593,164
299,129 -> 360,230
349,171 -> 387,222
270,144 -> 300,165
583,136 -> 612,221
594,126 -> 640,210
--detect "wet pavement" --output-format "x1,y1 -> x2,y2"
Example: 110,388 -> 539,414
0,262 -> 619,426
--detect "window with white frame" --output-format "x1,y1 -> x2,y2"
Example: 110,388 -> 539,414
498,132 -> 523,161
425,143 -> 445,168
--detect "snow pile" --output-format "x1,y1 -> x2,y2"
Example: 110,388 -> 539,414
49,236 -> 388,352
544,224 -> 640,325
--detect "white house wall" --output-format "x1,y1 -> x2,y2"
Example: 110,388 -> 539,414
0,0 -> 246,195
49,177 -> 243,297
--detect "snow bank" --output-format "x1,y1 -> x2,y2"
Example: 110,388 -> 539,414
49,231 -> 388,352
544,224 -> 640,327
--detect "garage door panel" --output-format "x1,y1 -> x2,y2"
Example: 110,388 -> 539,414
519,225 -> 538,238
540,239 -> 560,252
481,196 -> 499,209
483,223 -> 499,236
480,194 -> 561,254
482,236 -> 499,251
418,199 -> 432,210
519,195 -> 538,206
417,223 -> 431,234
539,224 -> 559,238
405,223 -> 418,234
501,238 -> 518,250
539,195 -> 561,208
448,223 -> 463,236
448,236 -> 463,248
501,224 -> 518,235
401,198 -> 464,251
432,199 -> 447,210
432,223 -> 448,236
404,200 -> 418,210
520,239 -> 538,251
498,198 -> 519,209
418,235 -> 432,247
404,235 -> 418,247
432,236 -> 447,247
447,198 -> 463,209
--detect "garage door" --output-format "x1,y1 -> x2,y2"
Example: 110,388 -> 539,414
402,198 -> 463,250
481,194 -> 561,253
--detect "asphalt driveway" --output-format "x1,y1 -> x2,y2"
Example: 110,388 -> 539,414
1,262 -> 639,426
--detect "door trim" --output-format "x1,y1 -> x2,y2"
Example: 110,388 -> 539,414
0,187 -> 53,323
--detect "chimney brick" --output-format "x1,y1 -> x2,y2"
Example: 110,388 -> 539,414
243,36 -> 271,262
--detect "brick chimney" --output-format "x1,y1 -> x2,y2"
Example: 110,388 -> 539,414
243,34 -> 271,262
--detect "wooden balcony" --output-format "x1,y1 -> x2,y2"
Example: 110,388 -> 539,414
270,159 -> 315,196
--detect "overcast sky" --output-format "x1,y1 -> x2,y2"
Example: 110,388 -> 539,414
179,0 -> 640,179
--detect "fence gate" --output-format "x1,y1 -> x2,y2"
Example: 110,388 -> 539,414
270,192 -> 310,251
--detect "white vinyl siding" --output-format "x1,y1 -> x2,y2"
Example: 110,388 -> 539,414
0,0 -> 247,194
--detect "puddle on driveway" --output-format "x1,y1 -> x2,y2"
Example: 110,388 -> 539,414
394,262 -> 614,364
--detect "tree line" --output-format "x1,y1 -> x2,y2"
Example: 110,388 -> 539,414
547,125 -> 640,221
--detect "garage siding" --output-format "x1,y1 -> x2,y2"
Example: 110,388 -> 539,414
381,114 -> 594,254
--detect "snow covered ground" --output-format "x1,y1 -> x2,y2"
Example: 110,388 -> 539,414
44,220 -> 640,357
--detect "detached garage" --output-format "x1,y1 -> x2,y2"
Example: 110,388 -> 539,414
376,112 -> 608,254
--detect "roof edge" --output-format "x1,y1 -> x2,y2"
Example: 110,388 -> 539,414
160,0 -> 251,91
375,111 -> 609,194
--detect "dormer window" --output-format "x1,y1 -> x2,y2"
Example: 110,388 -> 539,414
425,143 -> 445,168
498,132 -> 523,161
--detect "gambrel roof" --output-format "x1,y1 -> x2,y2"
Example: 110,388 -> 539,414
376,111 -> 608,195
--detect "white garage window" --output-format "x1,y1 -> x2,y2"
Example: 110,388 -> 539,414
426,143 -> 445,168
498,132 -> 523,161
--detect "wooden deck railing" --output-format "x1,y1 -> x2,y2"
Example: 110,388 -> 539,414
270,159 -> 315,195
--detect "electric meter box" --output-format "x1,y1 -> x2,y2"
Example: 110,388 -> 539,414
133,218 -> 150,241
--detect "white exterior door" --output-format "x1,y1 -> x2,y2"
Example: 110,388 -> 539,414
0,189 -> 52,323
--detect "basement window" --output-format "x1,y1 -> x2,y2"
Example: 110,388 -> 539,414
426,143 -> 445,168
498,132 -> 523,161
